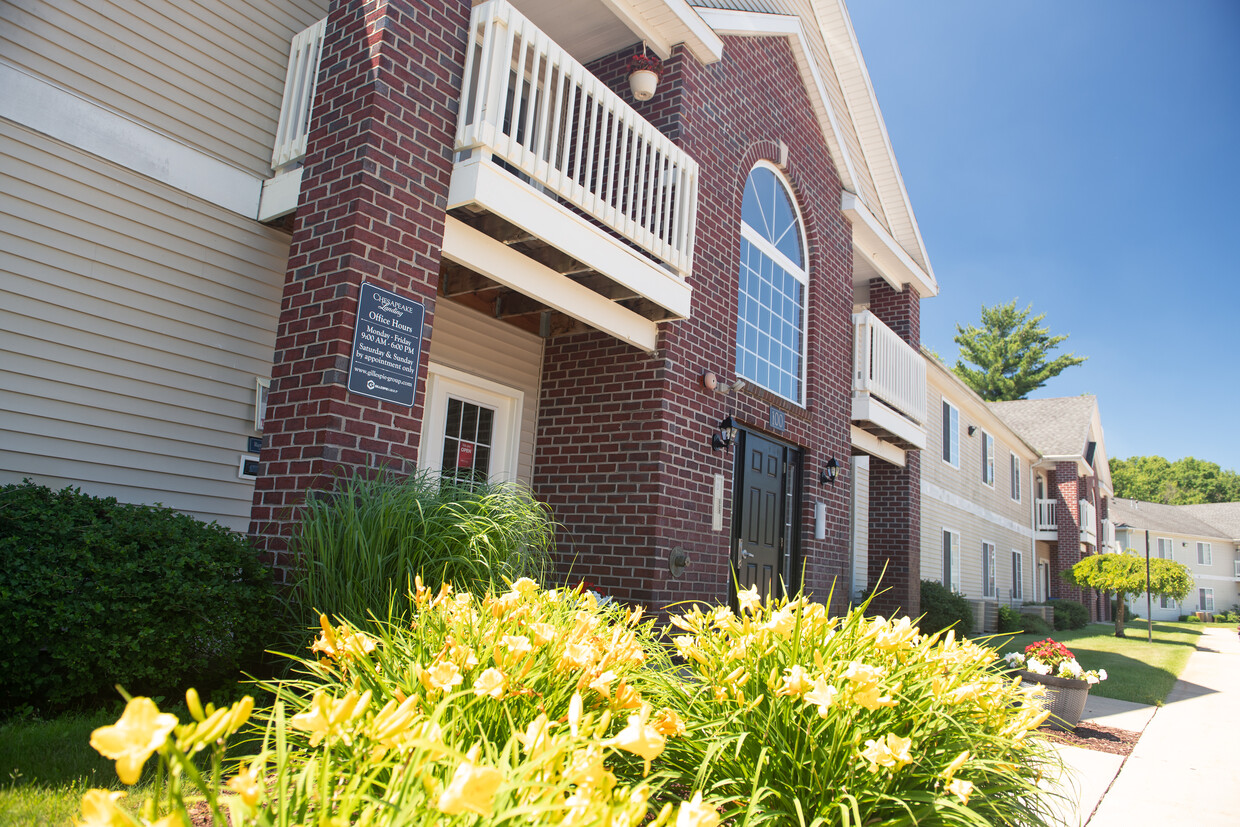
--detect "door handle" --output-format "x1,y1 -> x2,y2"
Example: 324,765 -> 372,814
739,546 -> 754,560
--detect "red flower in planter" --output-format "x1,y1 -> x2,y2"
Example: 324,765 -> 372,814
627,53 -> 664,79
1024,638 -> 1076,669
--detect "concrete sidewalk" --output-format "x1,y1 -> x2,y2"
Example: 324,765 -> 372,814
1049,625 -> 1240,826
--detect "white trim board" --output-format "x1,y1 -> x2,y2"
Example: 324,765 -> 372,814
922,479 -> 1035,540
0,61 -> 264,218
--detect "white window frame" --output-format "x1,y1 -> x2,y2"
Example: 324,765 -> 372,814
418,363 -> 523,484
1199,588 -> 1214,613
735,161 -> 809,405
981,432 -> 995,486
942,529 -> 961,593
1157,537 -> 1174,559
982,541 -> 996,597
1011,550 -> 1024,600
1010,453 -> 1021,501
942,401 -> 959,468
1197,542 -> 1212,566
254,376 -> 270,432
1160,593 -> 1175,610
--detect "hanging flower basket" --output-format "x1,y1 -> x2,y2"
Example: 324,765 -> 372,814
627,53 -> 663,101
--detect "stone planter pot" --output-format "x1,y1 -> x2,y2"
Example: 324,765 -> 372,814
1019,670 -> 1091,731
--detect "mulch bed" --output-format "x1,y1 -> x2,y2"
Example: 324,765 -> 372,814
1039,721 -> 1140,756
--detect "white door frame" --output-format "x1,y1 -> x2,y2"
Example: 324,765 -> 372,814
419,363 -> 523,483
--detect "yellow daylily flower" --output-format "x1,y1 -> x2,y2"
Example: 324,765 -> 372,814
421,660 -> 464,694
370,695 -> 422,746
289,688 -> 371,747
517,713 -> 551,754
676,791 -> 721,827
853,683 -> 899,711
74,789 -> 129,827
531,622 -> 557,646
775,665 -> 812,698
762,607 -> 796,637
509,576 -> 539,595
90,697 -> 178,785
652,707 -> 686,737
875,616 -> 919,651
861,733 -> 913,772
438,749 -> 503,816
736,585 -> 762,614
473,667 -> 507,699
803,676 -> 839,717
588,669 -> 617,697
611,705 -> 666,774
565,744 -> 612,790
227,764 -> 264,807
946,777 -> 974,804
941,750 -> 970,782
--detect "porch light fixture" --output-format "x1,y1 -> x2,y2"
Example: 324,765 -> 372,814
711,415 -> 737,451
967,425 -> 978,436
819,457 -> 839,485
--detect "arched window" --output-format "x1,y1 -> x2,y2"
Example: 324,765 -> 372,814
735,164 -> 807,404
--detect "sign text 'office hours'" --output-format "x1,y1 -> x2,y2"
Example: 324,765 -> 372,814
347,282 -> 426,407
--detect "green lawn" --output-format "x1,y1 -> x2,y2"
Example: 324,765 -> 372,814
0,709 -> 155,827
989,621 -> 1204,706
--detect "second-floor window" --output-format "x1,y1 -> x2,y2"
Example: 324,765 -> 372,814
942,401 -> 959,467
981,432 -> 995,486
1010,454 -> 1021,501
1157,538 -> 1174,559
1197,542 -> 1212,565
735,164 -> 807,405
982,542 -> 996,597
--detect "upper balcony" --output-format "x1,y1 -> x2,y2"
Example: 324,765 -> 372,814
1035,498 -> 1057,540
1080,498 -> 1097,546
850,310 -> 926,452
260,0 -> 708,352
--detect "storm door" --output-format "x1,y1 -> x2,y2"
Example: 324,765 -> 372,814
733,430 -> 802,600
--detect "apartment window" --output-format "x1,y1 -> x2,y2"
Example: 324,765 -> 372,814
1010,454 -> 1021,501
942,530 -> 961,592
1157,538 -> 1174,559
1011,550 -> 1024,599
982,542 -> 996,597
1160,594 -> 1175,610
1197,542 -> 1212,566
981,433 -> 995,486
1199,588 -> 1215,613
735,164 -> 806,404
942,401 -> 959,467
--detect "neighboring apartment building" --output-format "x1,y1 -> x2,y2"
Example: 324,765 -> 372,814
990,396 -> 1116,622
1,0 -> 938,614
1111,498 -> 1240,620
918,355 -> 1040,630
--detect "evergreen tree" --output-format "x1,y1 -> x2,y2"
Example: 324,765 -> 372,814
952,300 -> 1086,401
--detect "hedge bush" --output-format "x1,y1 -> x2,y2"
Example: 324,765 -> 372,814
997,606 -> 1053,636
0,481 -> 274,712
918,580 -> 974,637
1048,599 -> 1090,630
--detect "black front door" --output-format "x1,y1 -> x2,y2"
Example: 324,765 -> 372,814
733,430 -> 801,600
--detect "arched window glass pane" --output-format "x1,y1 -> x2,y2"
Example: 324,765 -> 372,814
736,166 -> 806,404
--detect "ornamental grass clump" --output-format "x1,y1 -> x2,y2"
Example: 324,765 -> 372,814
286,470 -> 555,630
651,587 -> 1061,825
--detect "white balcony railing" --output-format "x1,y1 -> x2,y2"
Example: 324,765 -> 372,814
1080,499 -> 1097,545
852,310 -> 926,426
1101,518 -> 1117,552
456,0 -> 699,277
271,18 -> 326,173
1035,498 -> 1057,532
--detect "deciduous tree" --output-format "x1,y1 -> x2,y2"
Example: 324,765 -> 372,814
1112,455 -> 1240,504
952,300 -> 1086,401
1062,552 -> 1192,637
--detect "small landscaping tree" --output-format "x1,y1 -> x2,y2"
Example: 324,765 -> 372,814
1062,551 -> 1192,637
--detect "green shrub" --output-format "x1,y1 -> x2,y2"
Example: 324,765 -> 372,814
0,481 -> 274,713
917,579 -> 974,637
997,605 -> 1022,633
1048,599 -> 1089,630
1021,613 -> 1054,636
76,583 -> 1063,827
1186,615 -> 1203,623
287,470 -> 555,632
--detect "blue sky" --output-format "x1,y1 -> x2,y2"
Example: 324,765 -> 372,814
847,0 -> 1240,472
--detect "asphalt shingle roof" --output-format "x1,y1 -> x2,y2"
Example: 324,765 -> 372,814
1180,502 -> 1240,540
1109,497 -> 1236,540
987,396 -> 1097,458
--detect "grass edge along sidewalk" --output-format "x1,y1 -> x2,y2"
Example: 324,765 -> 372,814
991,621 -> 1202,706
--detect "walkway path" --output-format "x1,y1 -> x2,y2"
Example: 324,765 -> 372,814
1050,625 -> 1240,826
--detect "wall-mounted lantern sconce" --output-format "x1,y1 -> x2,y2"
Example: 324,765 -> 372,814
701,372 -> 746,394
711,415 -> 737,451
967,425 -> 978,436
818,457 -> 839,485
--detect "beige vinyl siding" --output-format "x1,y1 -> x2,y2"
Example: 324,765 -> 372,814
0,121 -> 289,529
427,302 -> 544,484
1,0 -> 327,177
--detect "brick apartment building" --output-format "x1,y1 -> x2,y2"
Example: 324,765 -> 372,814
2,0 -> 937,615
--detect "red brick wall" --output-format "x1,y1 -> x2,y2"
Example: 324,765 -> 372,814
1052,461 -> 1084,604
248,0 -> 470,577
534,36 -> 857,613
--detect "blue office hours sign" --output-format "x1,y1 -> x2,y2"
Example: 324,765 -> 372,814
347,282 -> 426,406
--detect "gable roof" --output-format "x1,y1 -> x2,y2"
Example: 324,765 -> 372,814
1110,498 -> 1236,541
691,0 -> 937,298
1180,502 -> 1240,541
988,396 -> 1097,459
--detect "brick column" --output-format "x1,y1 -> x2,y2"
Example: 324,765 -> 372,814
866,278 -> 921,618
248,0 -> 471,578
1052,462 -> 1083,604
